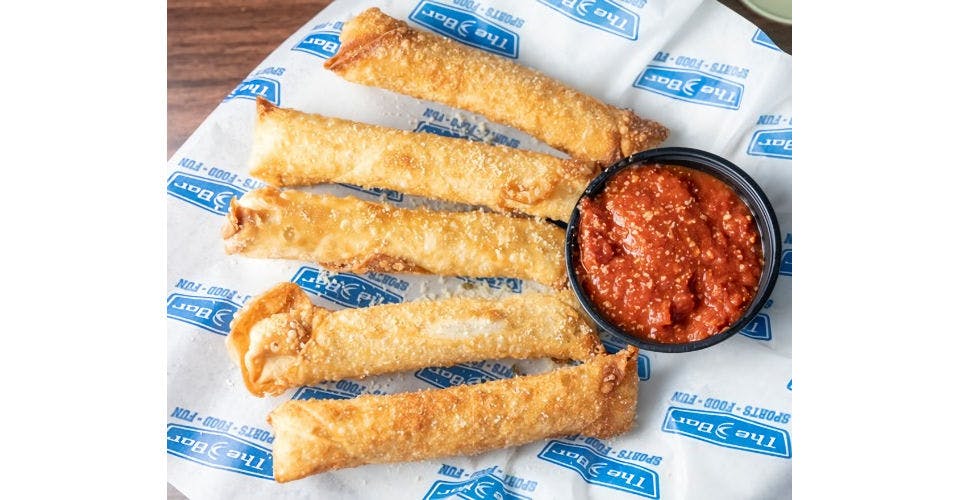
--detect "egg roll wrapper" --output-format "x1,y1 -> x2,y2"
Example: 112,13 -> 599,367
325,8 -> 667,165
250,98 -> 593,222
226,282 -> 602,397
268,347 -> 639,482
222,187 -> 567,288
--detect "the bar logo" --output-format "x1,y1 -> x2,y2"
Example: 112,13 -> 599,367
166,293 -> 240,335
537,441 -> 659,498
166,171 -> 246,216
634,65 -> 744,110
291,266 -> 403,308
747,128 -> 792,159
423,473 -> 532,500
661,407 -> 792,458
410,1 -> 519,58
225,76 -> 281,105
293,30 -> 341,59
537,0 -> 641,40
739,313 -> 772,341
167,424 -> 273,480
415,363 -> 507,389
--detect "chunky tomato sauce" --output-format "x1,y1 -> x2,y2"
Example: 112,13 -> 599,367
576,164 -> 762,344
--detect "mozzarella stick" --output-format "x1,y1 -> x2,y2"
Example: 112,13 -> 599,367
251,98 -> 593,222
226,282 -> 601,396
269,346 -> 638,481
325,8 -> 668,165
222,187 -> 567,288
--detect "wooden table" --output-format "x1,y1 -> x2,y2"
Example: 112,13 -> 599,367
167,0 -> 790,159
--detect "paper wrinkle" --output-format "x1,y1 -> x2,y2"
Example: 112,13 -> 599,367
167,0 -> 791,498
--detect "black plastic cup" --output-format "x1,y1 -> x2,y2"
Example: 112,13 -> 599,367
565,147 -> 781,353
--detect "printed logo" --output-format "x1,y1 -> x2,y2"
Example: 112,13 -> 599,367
292,379 -> 381,401
538,441 -> 659,498
747,128 -> 792,159
339,183 -> 404,202
752,29 -> 781,51
780,249 -> 792,276
291,266 -> 403,308
415,120 -> 465,139
292,30 -> 341,59
661,407 -> 791,458
537,0 -> 641,40
634,65 -> 744,110
458,276 -> 523,293
410,1 -> 519,58
600,333 -> 651,380
415,117 -> 521,148
166,293 -> 240,335
423,473 -> 532,500
787,379 -> 792,391
225,76 -> 281,105
167,172 -> 246,216
415,363 -> 509,389
167,424 -> 273,480
291,386 -> 354,400
739,313 -> 772,341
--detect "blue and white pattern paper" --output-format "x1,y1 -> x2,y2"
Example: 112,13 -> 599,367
167,1 -> 791,498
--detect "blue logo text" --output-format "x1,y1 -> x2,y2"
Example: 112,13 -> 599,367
167,172 -> 246,216
293,30 -> 341,59
739,313 -> 771,341
415,362 -> 510,389
225,76 -> 280,105
634,65 -> 743,110
410,1 -> 519,58
166,293 -> 240,335
167,424 -> 273,480
537,441 -> 659,498
423,473 -> 531,500
748,128 -> 792,159
292,266 -> 403,308
661,407 -> 791,458
537,0 -> 641,40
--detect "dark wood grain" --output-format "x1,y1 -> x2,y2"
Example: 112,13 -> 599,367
167,0 -> 790,159
167,0 -> 333,158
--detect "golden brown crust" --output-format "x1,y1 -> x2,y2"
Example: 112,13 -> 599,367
250,98 -> 593,222
227,282 -> 602,397
268,347 -> 638,482
325,8 -> 667,165
222,187 -> 568,289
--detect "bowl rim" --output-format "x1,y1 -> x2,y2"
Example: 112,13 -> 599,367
564,147 -> 782,353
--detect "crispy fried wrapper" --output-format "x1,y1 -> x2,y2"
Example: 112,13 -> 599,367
325,8 -> 668,165
222,187 -> 567,288
268,346 -> 639,482
226,282 -> 602,396
250,98 -> 593,222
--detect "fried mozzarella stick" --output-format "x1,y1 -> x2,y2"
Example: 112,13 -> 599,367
227,282 -> 600,396
269,346 -> 638,481
222,187 -> 567,288
325,8 -> 668,165
251,98 -> 594,222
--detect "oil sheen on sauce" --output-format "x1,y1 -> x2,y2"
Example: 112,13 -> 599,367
576,164 -> 763,344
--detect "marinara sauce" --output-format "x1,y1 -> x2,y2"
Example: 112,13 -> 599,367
576,164 -> 762,344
